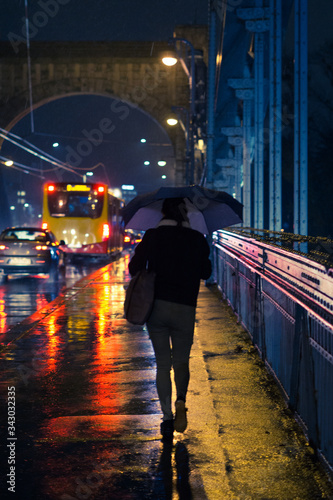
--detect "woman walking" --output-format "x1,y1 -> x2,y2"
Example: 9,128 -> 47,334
128,197 -> 212,442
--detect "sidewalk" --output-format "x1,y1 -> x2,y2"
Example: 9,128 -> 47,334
0,255 -> 332,499
188,285 -> 333,498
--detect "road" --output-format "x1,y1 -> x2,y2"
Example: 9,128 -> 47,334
1,255 -> 332,499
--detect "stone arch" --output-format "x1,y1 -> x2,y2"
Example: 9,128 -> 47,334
3,89 -> 174,143
1,82 -> 186,185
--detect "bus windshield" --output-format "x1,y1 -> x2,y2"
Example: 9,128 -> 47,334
47,185 -> 104,218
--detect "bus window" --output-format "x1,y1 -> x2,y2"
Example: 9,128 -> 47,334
48,190 -> 104,218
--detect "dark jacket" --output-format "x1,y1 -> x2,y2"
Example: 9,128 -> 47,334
128,222 -> 212,307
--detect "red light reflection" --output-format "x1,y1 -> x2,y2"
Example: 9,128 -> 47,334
124,253 -> 131,279
36,292 -> 50,311
43,311 -> 62,373
0,289 -> 7,334
90,274 -> 123,413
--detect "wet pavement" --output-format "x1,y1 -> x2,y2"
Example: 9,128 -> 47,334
0,253 -> 332,499
0,263 -> 104,333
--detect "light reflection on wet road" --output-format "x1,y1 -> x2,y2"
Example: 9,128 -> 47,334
0,256 -> 197,499
0,263 -> 104,335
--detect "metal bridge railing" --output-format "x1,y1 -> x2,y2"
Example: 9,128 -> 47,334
212,228 -> 333,474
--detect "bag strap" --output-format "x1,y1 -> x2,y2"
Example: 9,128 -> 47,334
146,230 -> 157,273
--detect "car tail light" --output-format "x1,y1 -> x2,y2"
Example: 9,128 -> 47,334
41,222 -> 48,230
35,245 -> 48,250
102,224 -> 110,240
0,245 -> 9,250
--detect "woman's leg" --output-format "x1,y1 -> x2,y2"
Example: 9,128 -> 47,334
170,303 -> 195,402
146,300 -> 173,421
146,300 -> 195,434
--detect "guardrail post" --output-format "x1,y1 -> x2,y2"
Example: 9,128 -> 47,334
290,305 -> 302,411
233,259 -> 241,322
252,273 -> 266,359
290,304 -> 319,449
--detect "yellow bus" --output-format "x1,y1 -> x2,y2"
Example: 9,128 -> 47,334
42,182 -> 124,261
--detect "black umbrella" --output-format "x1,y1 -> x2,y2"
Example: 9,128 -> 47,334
121,185 -> 243,234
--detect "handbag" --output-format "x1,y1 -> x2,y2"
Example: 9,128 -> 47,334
124,268 -> 156,325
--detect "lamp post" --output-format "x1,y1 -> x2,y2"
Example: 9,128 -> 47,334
162,37 -> 196,184
167,106 -> 191,184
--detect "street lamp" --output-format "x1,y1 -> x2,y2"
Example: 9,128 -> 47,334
161,54 -> 178,67
167,106 -> 191,184
162,37 -> 196,184
166,117 -> 178,126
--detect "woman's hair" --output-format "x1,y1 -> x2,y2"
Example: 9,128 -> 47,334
161,197 -> 189,226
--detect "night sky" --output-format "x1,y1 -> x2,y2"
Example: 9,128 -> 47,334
0,0 -> 208,41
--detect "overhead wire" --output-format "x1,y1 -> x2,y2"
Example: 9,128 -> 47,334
0,128 -> 83,178
0,156 -> 58,175
0,127 -> 65,165
24,0 -> 34,134
0,157 -> 45,179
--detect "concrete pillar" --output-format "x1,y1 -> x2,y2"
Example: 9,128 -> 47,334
294,0 -> 308,236
238,5 -> 270,229
221,126 -> 243,202
269,0 -> 282,231
229,78 -> 254,227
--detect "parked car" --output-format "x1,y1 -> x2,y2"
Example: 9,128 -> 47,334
0,227 -> 65,281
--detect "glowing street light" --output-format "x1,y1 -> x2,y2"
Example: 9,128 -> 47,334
112,188 -> 122,199
161,51 -> 178,66
166,117 -> 178,126
162,56 -> 177,66
166,106 -> 191,184
5,160 -> 13,166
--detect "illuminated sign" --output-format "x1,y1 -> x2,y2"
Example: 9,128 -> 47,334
66,185 -> 91,192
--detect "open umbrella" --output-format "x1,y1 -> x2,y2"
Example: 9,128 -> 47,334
121,185 -> 243,234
